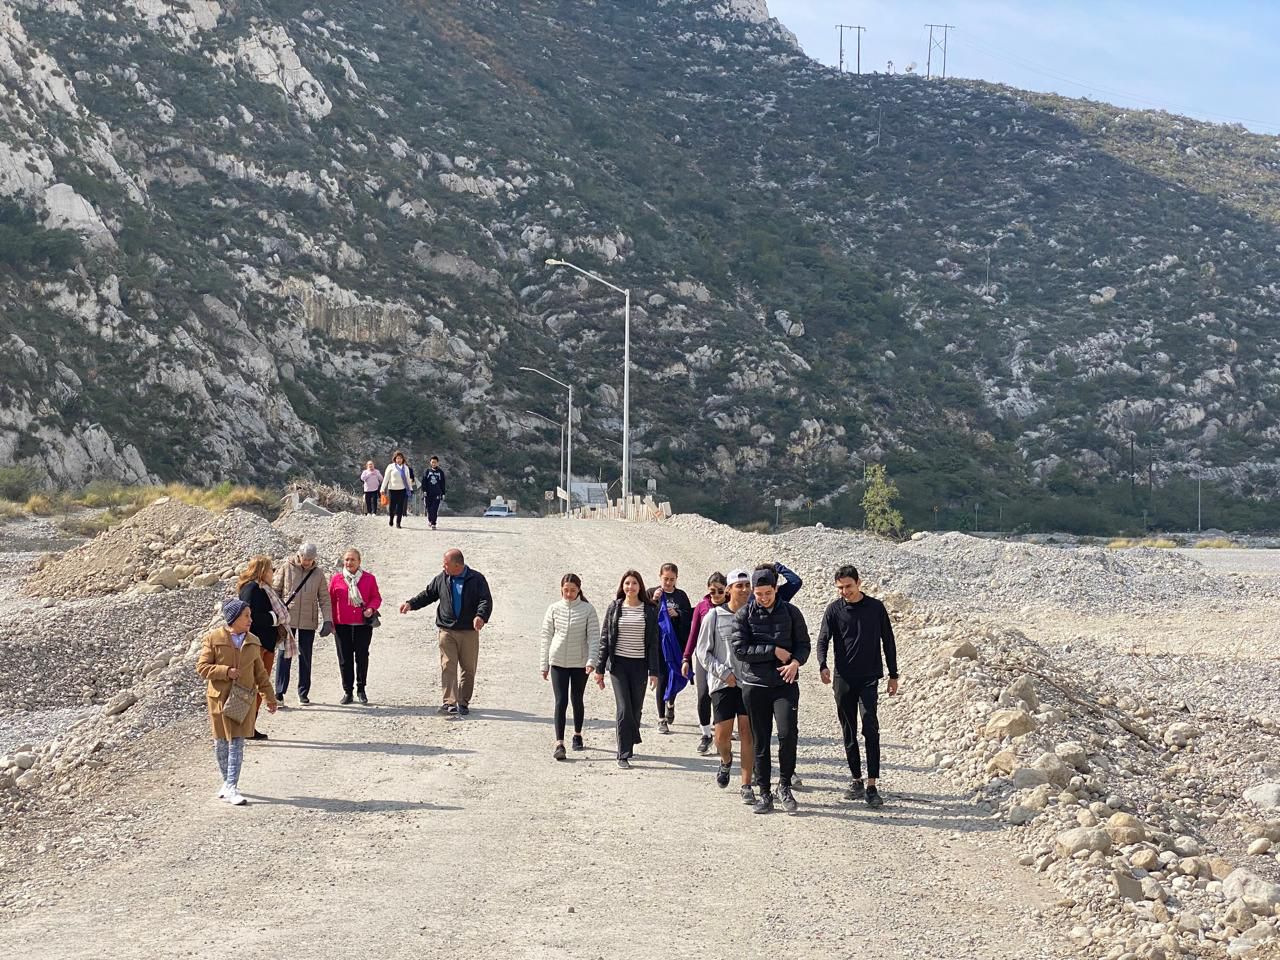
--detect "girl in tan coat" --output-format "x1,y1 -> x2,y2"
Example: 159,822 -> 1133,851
196,598 -> 278,805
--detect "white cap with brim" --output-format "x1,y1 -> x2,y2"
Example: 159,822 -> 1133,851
727,568 -> 751,585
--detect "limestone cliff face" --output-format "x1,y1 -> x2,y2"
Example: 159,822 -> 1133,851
0,0 -> 1277,526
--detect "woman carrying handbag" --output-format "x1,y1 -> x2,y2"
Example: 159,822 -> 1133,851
328,547 -> 383,704
195,599 -> 278,806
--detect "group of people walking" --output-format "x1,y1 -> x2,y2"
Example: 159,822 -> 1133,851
195,535 -> 897,817
538,560 -> 899,815
360,453 -> 448,529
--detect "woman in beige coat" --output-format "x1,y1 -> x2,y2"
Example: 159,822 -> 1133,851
273,542 -> 334,706
196,598 -> 278,805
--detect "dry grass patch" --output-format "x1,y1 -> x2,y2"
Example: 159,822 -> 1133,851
1108,537 -> 1178,550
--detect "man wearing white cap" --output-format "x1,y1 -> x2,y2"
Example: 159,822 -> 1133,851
695,568 -> 757,804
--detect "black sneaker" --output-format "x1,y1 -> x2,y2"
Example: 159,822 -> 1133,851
716,763 -> 731,788
251,730 -> 269,741
740,784 -> 757,805
697,735 -> 713,755
457,704 -> 469,716
752,792 -> 774,815
779,784 -> 798,815
298,695 -> 310,706
866,786 -> 884,809
657,719 -> 670,735
844,779 -> 866,802
340,693 -> 353,705
357,689 -> 368,705
554,744 -> 567,761
446,704 -> 459,714
617,758 -> 631,769
436,704 -> 451,715
571,734 -> 584,751
665,704 -> 675,724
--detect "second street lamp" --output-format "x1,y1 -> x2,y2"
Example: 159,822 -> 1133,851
520,366 -> 572,515
545,258 -> 632,507
525,409 -> 565,513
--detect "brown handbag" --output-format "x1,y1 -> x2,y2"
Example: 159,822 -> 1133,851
223,681 -> 255,725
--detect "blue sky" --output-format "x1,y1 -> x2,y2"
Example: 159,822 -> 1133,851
767,1 -> 1280,133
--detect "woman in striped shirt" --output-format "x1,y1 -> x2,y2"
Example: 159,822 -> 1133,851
588,569 -> 660,768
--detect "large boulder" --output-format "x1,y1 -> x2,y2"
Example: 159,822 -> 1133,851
1106,812 -> 1148,846
999,674 -> 1040,710
1222,869 -> 1280,916
1055,827 -> 1113,858
1055,741 -> 1089,771
983,709 -> 1037,740
1030,751 -> 1073,787
1243,782 -> 1280,812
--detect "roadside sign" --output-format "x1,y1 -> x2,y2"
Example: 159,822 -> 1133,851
556,486 -> 569,502
774,498 -> 782,507
544,490 -> 554,502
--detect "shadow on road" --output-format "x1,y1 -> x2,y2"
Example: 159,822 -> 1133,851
241,794 -> 463,813
257,739 -> 475,757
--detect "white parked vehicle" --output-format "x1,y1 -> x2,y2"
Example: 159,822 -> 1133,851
483,503 -> 516,518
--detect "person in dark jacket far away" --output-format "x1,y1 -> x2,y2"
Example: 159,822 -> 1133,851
730,565 -> 811,816
423,455 -> 447,530
655,562 -> 693,731
818,564 -> 899,809
400,549 -> 493,716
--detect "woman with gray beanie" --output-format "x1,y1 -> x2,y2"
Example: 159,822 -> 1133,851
196,599 -> 278,806
273,543 -> 334,706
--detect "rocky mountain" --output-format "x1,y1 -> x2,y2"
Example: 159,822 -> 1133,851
1,0 -> 1278,531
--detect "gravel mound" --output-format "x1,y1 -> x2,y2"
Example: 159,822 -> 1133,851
25,498 -> 290,600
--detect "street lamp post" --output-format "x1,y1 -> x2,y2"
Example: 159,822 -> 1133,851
520,367 -> 572,516
525,409 -> 565,512
545,258 -> 632,508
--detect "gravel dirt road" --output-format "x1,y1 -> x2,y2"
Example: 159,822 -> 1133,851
1,515 -> 1065,959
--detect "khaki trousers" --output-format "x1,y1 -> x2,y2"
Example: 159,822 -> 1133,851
438,628 -> 480,706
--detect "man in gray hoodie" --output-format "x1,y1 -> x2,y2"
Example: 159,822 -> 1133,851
695,568 -> 757,805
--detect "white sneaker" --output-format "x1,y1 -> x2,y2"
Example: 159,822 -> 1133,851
217,783 -> 228,800
223,786 -> 247,806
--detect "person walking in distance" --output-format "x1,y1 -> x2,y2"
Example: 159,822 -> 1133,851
696,569 -> 757,804
818,565 -> 899,809
655,563 -> 693,732
588,570 -> 660,769
196,599 -> 278,806
380,450 -> 415,529
360,460 -> 383,515
273,543 -> 334,706
327,548 -> 383,705
400,549 -> 493,715
540,573 -> 601,760
731,565 -> 811,815
681,572 -> 727,755
422,456 -> 447,530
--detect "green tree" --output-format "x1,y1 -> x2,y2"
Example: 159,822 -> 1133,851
861,464 -> 904,539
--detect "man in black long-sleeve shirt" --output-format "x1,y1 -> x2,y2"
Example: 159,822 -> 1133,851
818,564 -> 899,808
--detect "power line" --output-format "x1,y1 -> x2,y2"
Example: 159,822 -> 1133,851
925,23 -> 955,80
952,34 -> 1280,132
835,23 -> 866,75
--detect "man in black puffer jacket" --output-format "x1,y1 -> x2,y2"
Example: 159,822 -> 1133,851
399,548 -> 493,716
730,565 -> 810,816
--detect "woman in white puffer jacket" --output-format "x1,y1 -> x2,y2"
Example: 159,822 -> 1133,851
540,573 -> 601,761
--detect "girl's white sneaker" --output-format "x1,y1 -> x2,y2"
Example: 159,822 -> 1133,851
224,786 -> 247,806
217,783 -> 229,800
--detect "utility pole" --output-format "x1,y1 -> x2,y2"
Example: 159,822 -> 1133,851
836,24 -> 865,74
1197,474 -> 1202,533
925,23 -> 955,79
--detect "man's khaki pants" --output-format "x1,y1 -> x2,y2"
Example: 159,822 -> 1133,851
438,628 -> 480,707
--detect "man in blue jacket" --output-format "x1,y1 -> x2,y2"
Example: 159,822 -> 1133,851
399,548 -> 493,715
730,565 -> 811,815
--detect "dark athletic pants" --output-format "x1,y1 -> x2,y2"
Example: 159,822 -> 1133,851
275,628 -> 315,699
833,674 -> 881,780
335,623 -> 372,693
387,489 -> 408,527
696,671 -> 712,728
426,495 -> 443,526
363,491 -> 378,514
550,665 -> 587,741
742,682 -> 799,795
610,656 -> 648,760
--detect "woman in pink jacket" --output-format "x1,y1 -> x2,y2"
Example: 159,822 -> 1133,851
328,547 -> 382,705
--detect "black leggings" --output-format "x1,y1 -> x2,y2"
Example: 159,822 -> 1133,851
387,489 -> 408,526
834,675 -> 881,779
550,665 -> 587,741
742,683 -> 799,795
696,669 -> 712,728
364,491 -> 379,515
335,623 -> 372,693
